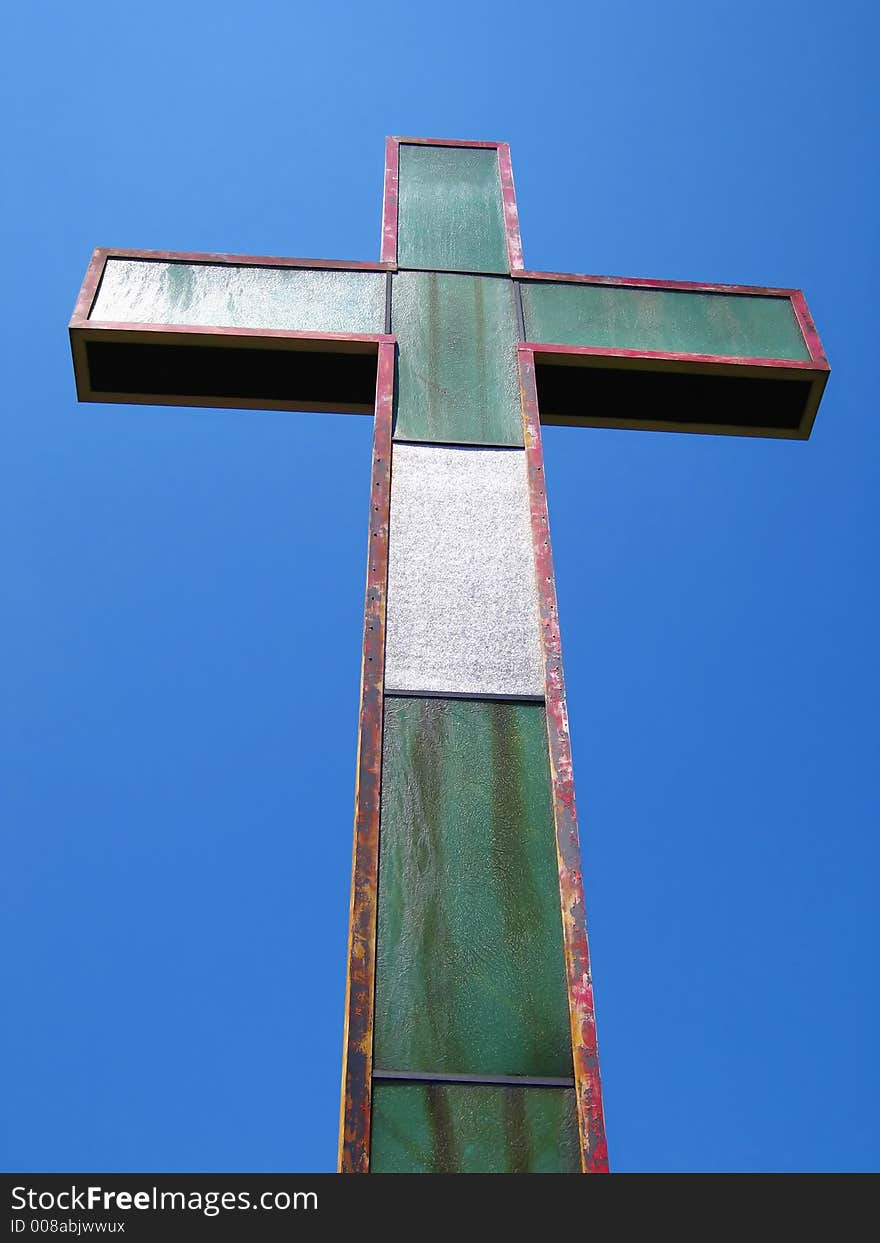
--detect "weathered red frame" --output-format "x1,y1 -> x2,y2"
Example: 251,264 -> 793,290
338,341 -> 395,1174
518,348 -> 609,1174
69,248 -> 393,414
381,136 -> 524,273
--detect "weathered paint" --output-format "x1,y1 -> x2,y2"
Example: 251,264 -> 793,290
90,258 -> 386,335
520,279 -> 811,361
529,341 -> 822,370
391,270 -> 522,445
338,341 -> 395,1174
71,248 -> 110,322
373,696 -> 572,1079
380,137 -> 400,266
370,1082 -> 581,1173
497,143 -> 525,273
789,289 -> 829,366
384,444 -> 543,698
396,143 -> 509,274
518,348 -> 609,1173
519,267 -> 804,296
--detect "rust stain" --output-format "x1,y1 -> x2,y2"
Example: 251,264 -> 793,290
528,340 -> 824,371
69,248 -> 109,323
497,144 -> 525,274
517,269 -> 807,297
380,138 -> 400,267
503,1086 -> 531,1173
338,341 -> 395,1173
789,289 -> 830,367
426,1083 -> 457,1172
518,346 -> 610,1175
390,135 -> 509,149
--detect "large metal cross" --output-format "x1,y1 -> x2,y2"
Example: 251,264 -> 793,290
69,136 -> 829,1175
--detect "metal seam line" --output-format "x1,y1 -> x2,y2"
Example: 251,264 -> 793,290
373,1070 -> 575,1088
383,688 -> 545,704
514,278 -> 527,343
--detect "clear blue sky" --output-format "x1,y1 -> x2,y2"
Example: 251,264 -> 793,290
2,0 -> 877,1173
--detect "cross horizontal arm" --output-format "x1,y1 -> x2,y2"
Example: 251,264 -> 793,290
518,272 -> 829,440
70,249 -> 393,413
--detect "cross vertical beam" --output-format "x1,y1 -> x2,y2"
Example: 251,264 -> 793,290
349,139 -> 607,1174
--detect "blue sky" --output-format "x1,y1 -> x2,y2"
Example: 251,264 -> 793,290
2,0 -> 877,1172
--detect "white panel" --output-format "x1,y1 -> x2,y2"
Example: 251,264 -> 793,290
90,259 -> 386,334
385,444 -> 544,697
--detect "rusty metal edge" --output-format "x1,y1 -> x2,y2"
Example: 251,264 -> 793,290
338,340 -> 395,1174
517,269 -> 802,296
789,289 -> 830,367
390,135 -> 508,149
65,391 -> 376,417
526,341 -> 828,374
70,322 -> 392,348
539,412 -> 815,441
518,347 -> 610,1175
71,248 -> 109,321
497,143 -> 525,274
380,138 -> 400,266
796,369 -> 831,441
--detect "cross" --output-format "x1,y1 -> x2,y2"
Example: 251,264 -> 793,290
69,136 -> 829,1175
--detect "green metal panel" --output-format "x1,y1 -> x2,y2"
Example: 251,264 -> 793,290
374,697 -> 571,1078
391,271 -> 522,446
90,259 -> 386,334
521,281 -> 811,360
371,1083 -> 580,1173
397,144 -> 509,274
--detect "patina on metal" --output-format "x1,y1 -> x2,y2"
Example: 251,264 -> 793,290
69,135 -> 830,1176
338,341 -> 394,1174
370,1081 -> 581,1174
373,696 -> 571,1081
391,270 -> 522,445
